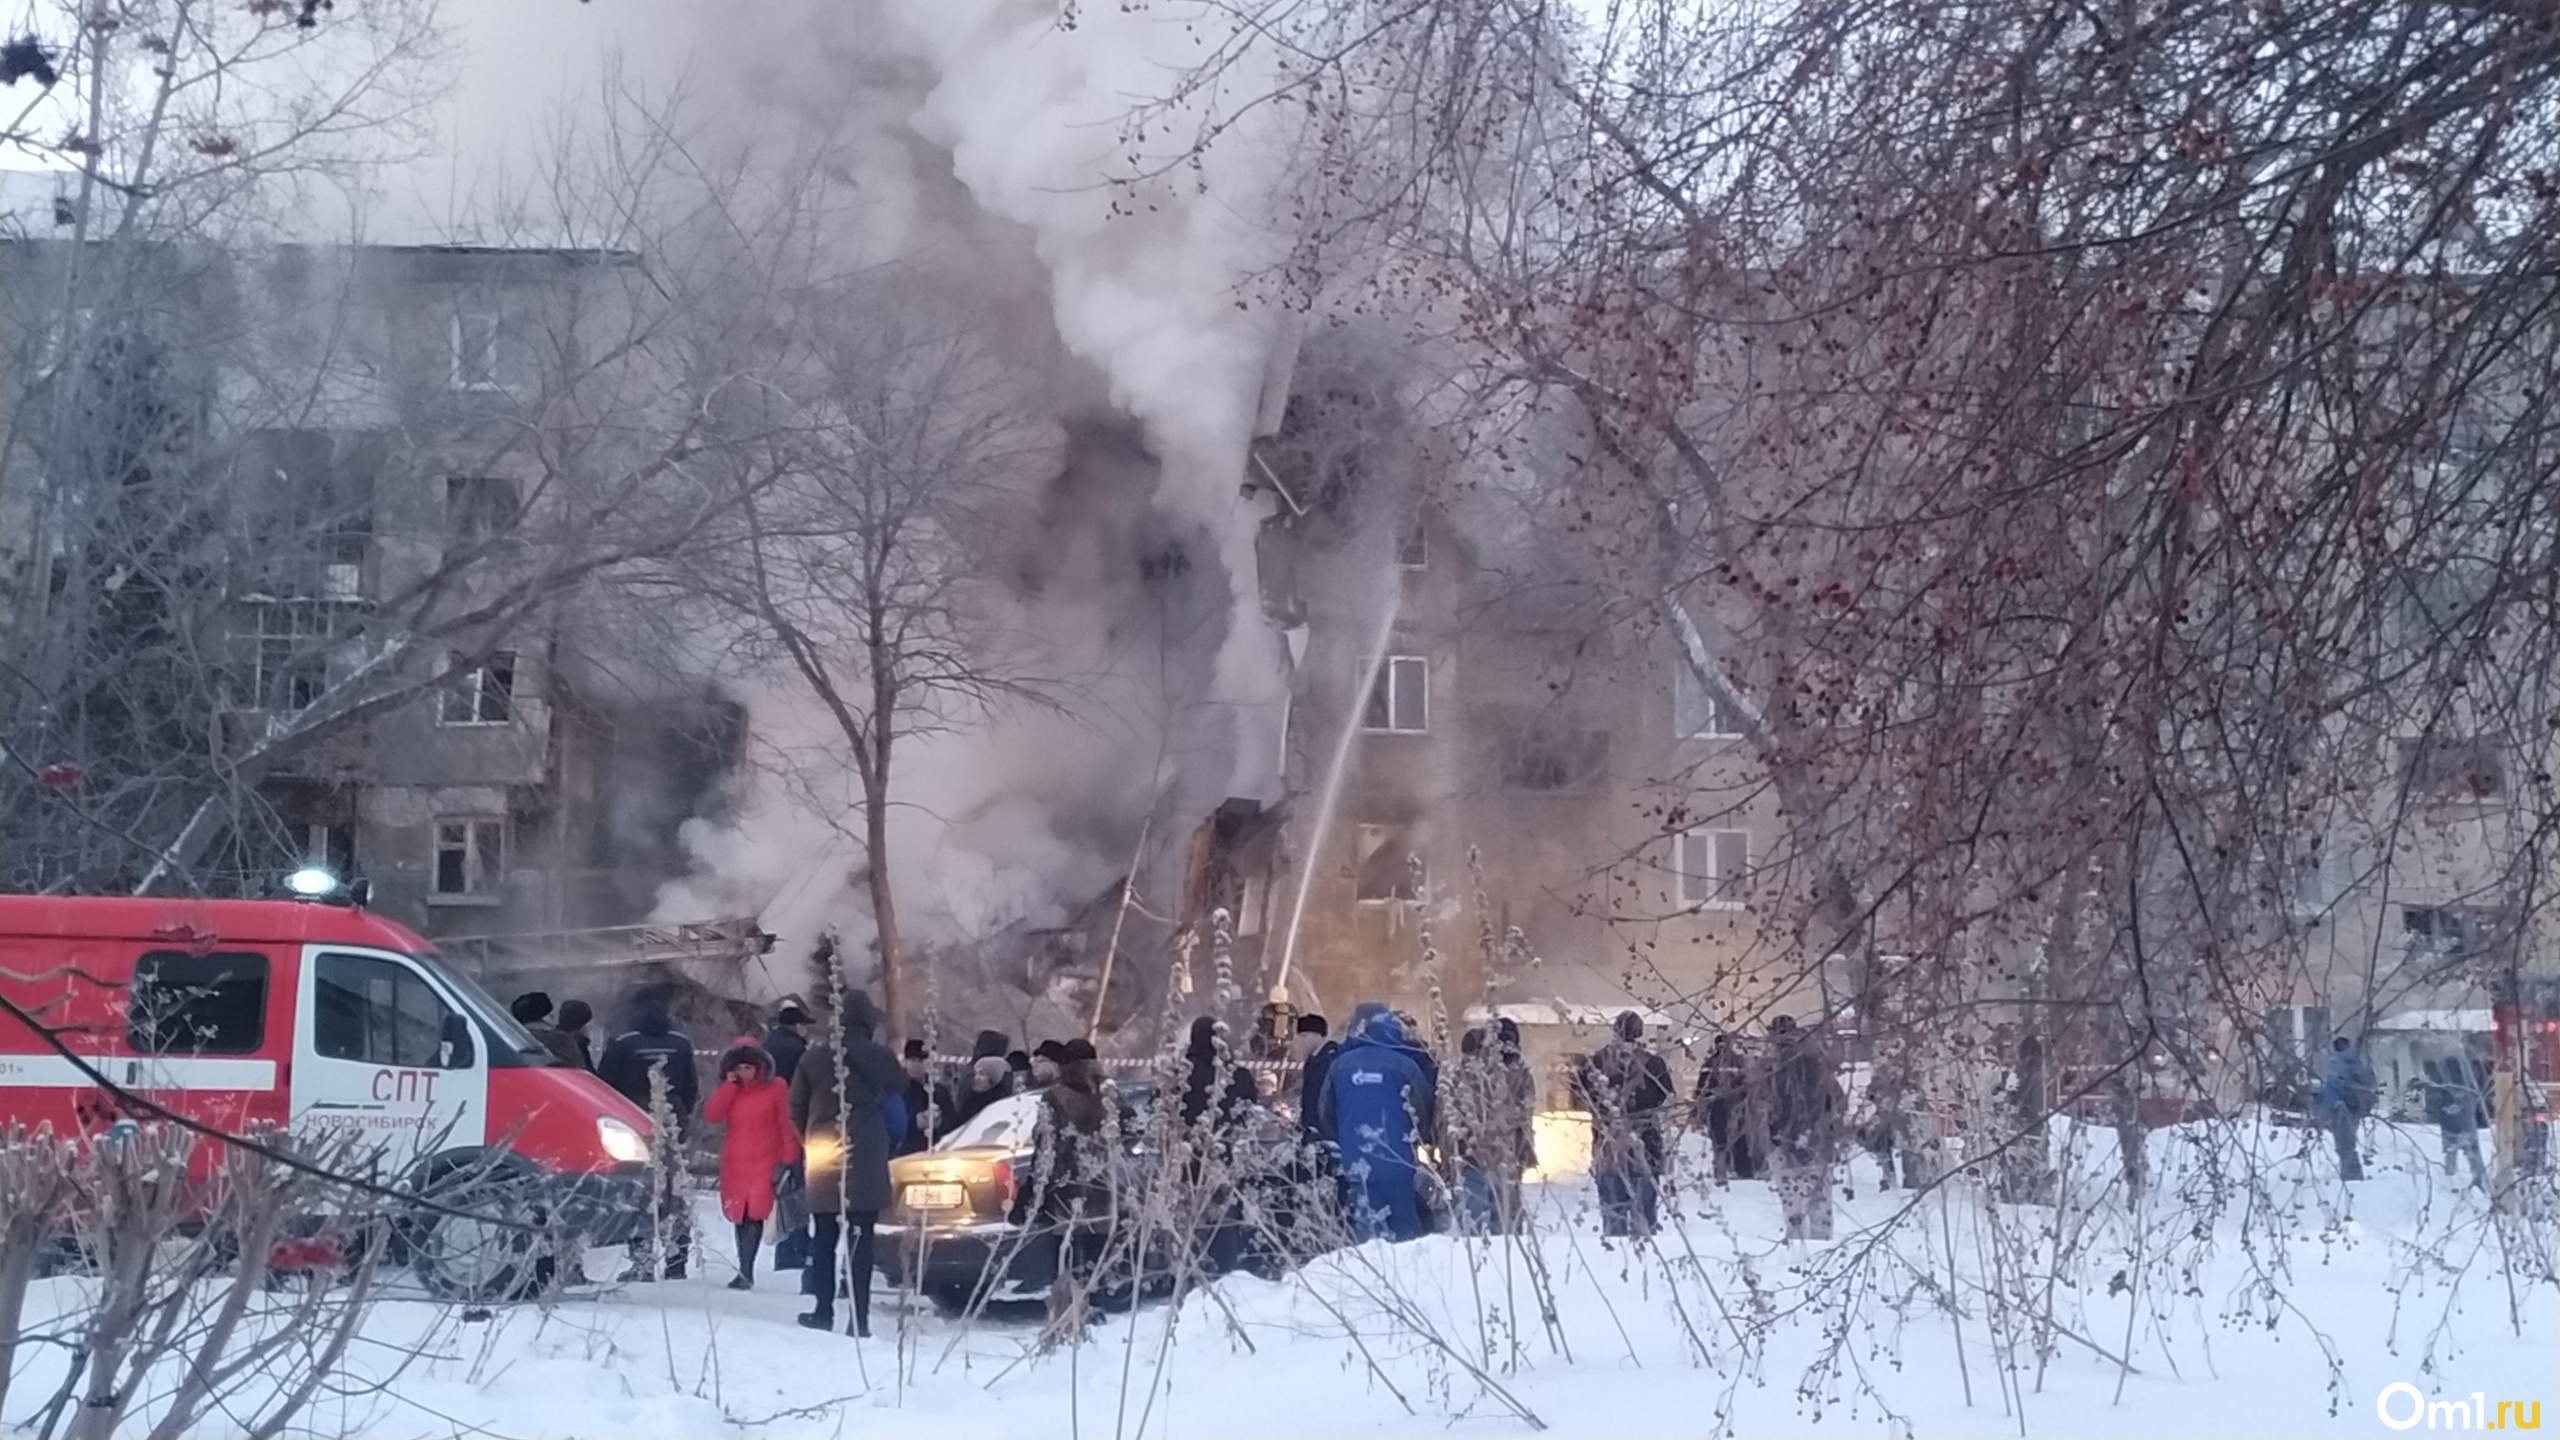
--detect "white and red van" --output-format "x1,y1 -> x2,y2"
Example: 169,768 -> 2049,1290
0,894 -> 655,1297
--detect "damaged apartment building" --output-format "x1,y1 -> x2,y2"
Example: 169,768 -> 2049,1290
0,235 -> 738,943
1212,331 -> 2557,1099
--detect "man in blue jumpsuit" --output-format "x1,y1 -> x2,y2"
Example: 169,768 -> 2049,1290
1314,1003 -> 1435,1242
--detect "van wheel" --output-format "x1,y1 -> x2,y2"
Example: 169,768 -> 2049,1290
410,1164 -> 550,1304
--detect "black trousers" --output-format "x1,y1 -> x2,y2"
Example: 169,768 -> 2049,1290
806,1211 -> 878,1331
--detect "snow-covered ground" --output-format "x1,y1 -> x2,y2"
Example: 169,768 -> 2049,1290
12,1115 -> 2553,1438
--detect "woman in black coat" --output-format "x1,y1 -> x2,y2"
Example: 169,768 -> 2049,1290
788,991 -> 905,1336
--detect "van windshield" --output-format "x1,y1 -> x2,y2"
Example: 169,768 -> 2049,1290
410,950 -> 557,1066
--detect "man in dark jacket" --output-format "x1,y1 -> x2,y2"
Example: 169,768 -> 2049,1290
1759,1015 -> 1843,1241
763,999 -> 812,1087
896,1039 -> 958,1155
1578,1011 -> 1675,1237
789,992 -> 905,1336
1016,1039 -> 1121,1320
1313,1003 -> 1434,1243
510,991 -> 585,1069
2314,1035 -> 2377,1181
1695,1032 -> 1750,1182
597,987 -> 700,1279
2422,1057 -> 2489,1188
556,999 -> 596,1069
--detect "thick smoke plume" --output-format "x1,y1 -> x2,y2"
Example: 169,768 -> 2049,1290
654,2 -> 1302,997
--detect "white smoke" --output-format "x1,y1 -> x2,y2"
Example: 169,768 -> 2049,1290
876,0 -> 1299,772
653,1 -> 1304,988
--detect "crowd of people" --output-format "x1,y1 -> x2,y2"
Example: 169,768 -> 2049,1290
501,980 -> 1887,1327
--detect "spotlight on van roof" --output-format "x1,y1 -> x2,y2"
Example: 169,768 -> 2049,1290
284,867 -> 339,899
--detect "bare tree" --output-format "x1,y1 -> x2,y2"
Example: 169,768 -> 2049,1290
643,278 -> 1049,1033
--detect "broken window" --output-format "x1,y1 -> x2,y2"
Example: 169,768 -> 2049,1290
440,651 -> 515,725
1361,655 -> 1427,733
450,310 -> 524,391
1502,720 -> 1609,791
432,818 -> 505,898
2398,736 -> 2502,800
1353,823 -> 1423,903
1676,828 -> 1749,908
1673,663 -> 1745,739
446,476 -> 519,548
2402,906 -> 2495,957
1398,512 -> 1428,570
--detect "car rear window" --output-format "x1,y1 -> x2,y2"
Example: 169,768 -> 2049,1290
128,951 -> 269,1055
940,1094 -> 1040,1150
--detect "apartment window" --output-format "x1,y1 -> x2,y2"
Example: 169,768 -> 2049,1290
230,600 -> 336,713
1673,663 -> 1745,739
1353,823 -> 1423,903
432,818 -> 506,898
446,476 -> 519,547
1503,719 -> 1609,791
1676,828 -> 1749,908
440,652 -> 515,725
2399,737 -> 2502,801
450,311 -> 519,391
2402,906 -> 2495,957
1361,656 -> 1428,733
1398,513 -> 1429,570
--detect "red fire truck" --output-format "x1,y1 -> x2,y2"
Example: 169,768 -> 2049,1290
0,894 -> 656,1299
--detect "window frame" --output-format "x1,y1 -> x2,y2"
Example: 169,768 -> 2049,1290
1359,655 -> 1429,734
1397,514 -> 1429,571
310,949 -> 475,1069
127,950 -> 270,1056
430,816 -> 507,902
438,651 -> 516,726
449,311 -> 514,393
1673,664 -> 1746,741
1676,827 -> 1750,910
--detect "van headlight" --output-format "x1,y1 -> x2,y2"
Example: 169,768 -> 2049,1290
596,1116 -> 651,1165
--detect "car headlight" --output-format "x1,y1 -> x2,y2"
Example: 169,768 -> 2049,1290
596,1116 -> 651,1165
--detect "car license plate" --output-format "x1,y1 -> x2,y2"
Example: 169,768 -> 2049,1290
903,1182 -> 965,1210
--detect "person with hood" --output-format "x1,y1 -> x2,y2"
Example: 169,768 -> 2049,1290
704,1037 -> 801,1289
2314,1034 -> 2377,1181
1759,1015 -> 1844,1241
1694,1032 -> 1751,1183
598,988 -> 701,1279
1577,1012 -> 1676,1237
555,998 -> 596,1070
1312,1003 -> 1435,1243
763,1000 -> 812,1087
1180,1017 -> 1261,1136
790,992 -> 906,1335
2422,1056 -> 2489,1188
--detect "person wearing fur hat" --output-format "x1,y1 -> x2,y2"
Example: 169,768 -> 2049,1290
704,1038 -> 801,1289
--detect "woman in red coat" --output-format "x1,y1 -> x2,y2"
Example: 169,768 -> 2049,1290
704,1038 -> 802,1290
